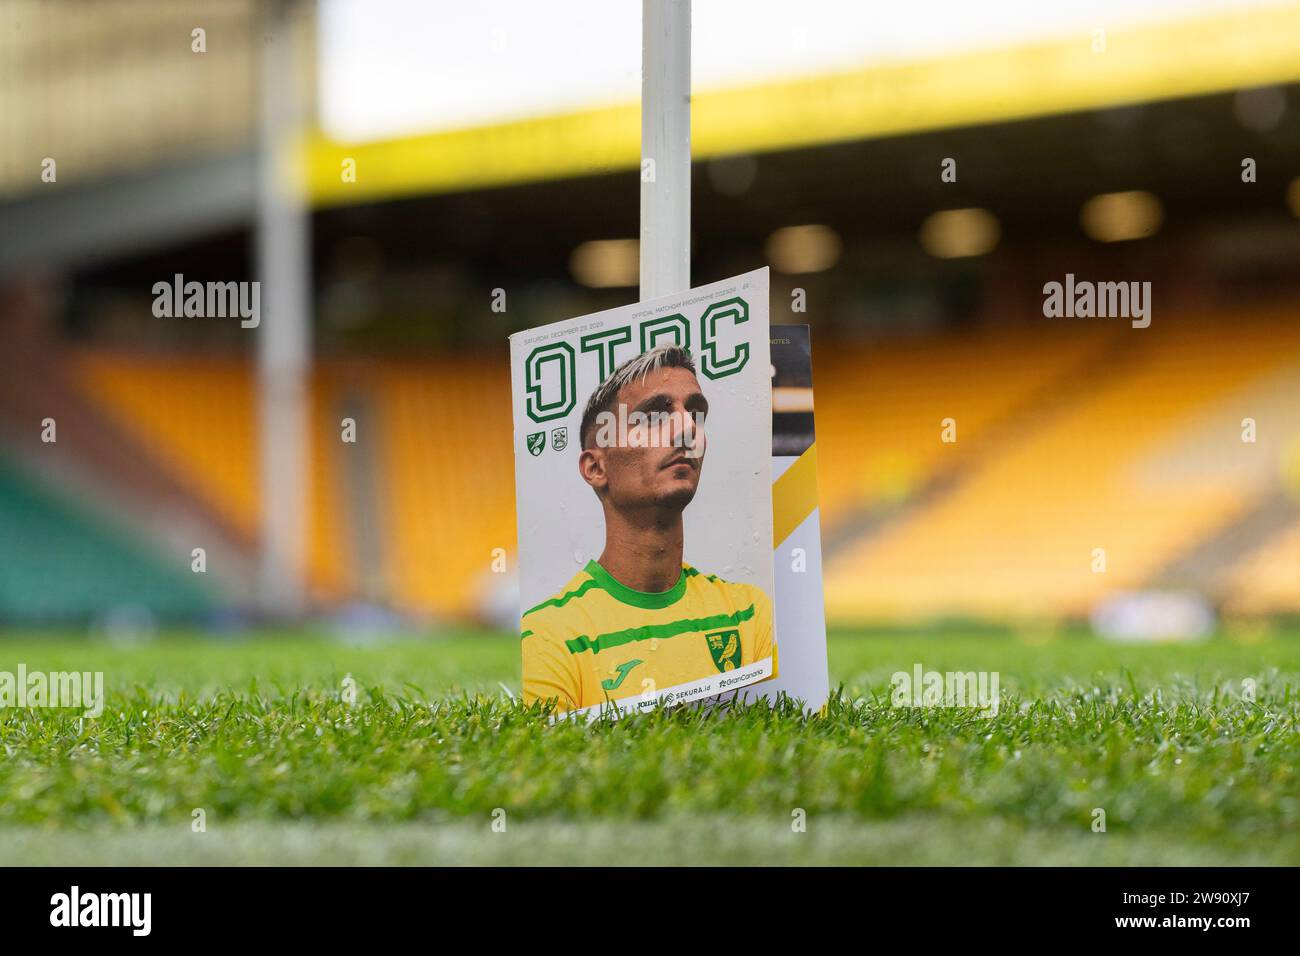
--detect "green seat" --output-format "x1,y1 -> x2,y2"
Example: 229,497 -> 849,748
0,457 -> 214,622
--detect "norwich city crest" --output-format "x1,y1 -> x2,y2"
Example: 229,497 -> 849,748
705,629 -> 741,672
527,431 -> 545,456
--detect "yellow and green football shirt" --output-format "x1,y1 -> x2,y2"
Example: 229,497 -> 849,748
521,559 -> 775,715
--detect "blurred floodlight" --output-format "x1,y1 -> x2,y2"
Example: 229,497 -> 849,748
1287,176 -> 1300,217
765,225 -> 843,274
570,239 -> 639,288
707,155 -> 759,196
1232,86 -> 1287,132
919,208 -> 1000,258
1080,190 -> 1164,242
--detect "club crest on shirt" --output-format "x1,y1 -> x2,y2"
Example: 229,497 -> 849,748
526,431 -> 545,456
705,629 -> 741,672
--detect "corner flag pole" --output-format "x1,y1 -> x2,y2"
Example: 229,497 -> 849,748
640,0 -> 692,301
255,0 -> 309,618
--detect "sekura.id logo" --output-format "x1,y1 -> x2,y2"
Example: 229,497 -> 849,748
527,432 -> 545,456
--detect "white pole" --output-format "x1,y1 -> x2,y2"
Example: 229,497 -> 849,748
640,0 -> 692,300
255,0 -> 310,618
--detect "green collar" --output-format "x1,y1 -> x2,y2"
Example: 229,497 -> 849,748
584,559 -> 687,609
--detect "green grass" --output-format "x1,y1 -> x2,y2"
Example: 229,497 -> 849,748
1,628 -> 1298,865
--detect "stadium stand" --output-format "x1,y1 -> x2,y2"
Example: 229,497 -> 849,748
365,358 -> 516,617
0,281 -> 255,620
822,312 -> 1300,623
74,354 -> 260,537
813,325 -> 1125,528
1226,518 -> 1300,614
39,309 -> 1296,626
0,453 -> 211,622
75,353 -> 353,603
71,353 -> 517,617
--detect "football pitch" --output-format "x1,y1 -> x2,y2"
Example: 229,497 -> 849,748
1,628 -> 1297,865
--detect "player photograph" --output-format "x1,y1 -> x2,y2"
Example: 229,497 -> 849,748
520,343 -> 776,715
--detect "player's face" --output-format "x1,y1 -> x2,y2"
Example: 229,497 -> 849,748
585,366 -> 708,512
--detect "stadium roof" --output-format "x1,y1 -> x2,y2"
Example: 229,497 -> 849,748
305,2 -> 1300,206
4,0 -> 1300,275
